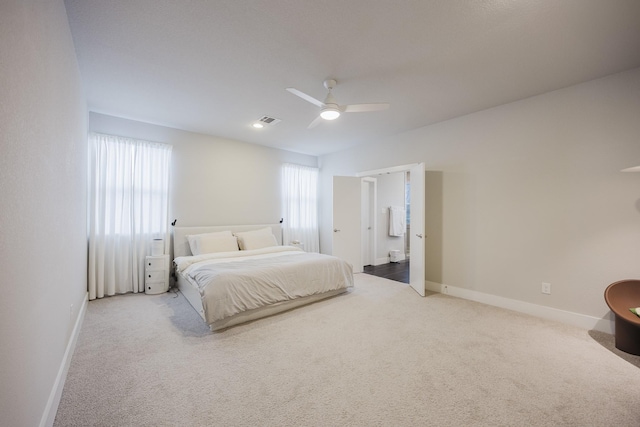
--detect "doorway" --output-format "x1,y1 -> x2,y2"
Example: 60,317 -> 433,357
404,170 -> 411,259
361,171 -> 410,284
363,261 -> 409,283
331,162 -> 425,295
361,177 -> 376,268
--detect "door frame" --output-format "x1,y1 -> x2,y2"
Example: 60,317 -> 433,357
408,162 -> 425,296
356,163 -> 425,296
361,177 -> 377,267
356,164 -> 419,178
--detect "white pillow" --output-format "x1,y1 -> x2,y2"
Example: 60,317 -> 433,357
234,227 -> 276,250
240,233 -> 278,250
196,235 -> 239,255
186,231 -> 232,255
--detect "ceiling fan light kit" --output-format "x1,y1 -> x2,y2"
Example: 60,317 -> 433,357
286,78 -> 389,128
320,107 -> 340,120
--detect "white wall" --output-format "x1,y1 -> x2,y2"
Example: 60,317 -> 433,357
319,68 -> 640,323
0,1 -> 88,426
89,113 -> 317,229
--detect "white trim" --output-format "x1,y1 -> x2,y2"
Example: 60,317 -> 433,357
361,177 -> 377,270
40,293 -> 88,427
430,282 -> 614,334
372,255 -> 407,265
389,252 -> 406,263
425,280 -> 442,293
356,163 -> 418,177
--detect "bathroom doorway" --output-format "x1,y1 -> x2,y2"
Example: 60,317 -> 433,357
404,170 -> 411,260
333,163 -> 425,295
361,169 -> 411,285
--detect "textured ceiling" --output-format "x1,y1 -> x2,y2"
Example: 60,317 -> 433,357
64,0 -> 640,156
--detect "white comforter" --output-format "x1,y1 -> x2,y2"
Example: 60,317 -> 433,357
175,246 -> 353,324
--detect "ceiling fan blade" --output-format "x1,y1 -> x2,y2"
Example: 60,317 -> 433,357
342,103 -> 390,113
286,88 -> 325,108
307,115 -> 323,129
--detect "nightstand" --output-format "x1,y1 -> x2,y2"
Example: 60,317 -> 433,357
145,254 -> 170,294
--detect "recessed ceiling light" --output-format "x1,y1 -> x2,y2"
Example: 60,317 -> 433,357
252,123 -> 264,129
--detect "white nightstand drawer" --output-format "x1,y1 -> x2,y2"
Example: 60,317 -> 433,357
146,281 -> 168,295
146,271 -> 165,282
145,257 -> 166,271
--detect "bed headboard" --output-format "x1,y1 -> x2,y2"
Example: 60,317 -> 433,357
172,224 -> 283,258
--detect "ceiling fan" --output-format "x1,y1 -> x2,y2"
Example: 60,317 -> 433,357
286,79 -> 389,129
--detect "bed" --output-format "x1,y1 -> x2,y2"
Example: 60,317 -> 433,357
172,224 -> 354,331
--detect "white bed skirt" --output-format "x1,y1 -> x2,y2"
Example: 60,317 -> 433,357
176,272 -> 349,331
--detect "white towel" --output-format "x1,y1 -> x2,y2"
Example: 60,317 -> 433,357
388,206 -> 406,236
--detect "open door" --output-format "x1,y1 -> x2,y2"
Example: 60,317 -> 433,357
361,178 -> 376,267
409,163 -> 426,296
333,176 -> 362,273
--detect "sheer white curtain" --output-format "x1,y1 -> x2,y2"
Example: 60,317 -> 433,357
281,163 -> 319,252
88,133 -> 172,300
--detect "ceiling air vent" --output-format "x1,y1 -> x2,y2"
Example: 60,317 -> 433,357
257,115 -> 281,125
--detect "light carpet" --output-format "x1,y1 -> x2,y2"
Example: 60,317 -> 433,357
55,273 -> 640,426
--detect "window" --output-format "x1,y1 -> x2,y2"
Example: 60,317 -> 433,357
88,133 -> 172,299
281,163 -> 319,252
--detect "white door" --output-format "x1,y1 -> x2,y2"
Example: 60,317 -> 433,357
333,176 -> 362,273
361,178 -> 376,267
409,163 -> 426,296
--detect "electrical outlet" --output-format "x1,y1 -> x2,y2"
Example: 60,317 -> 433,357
541,283 -> 551,295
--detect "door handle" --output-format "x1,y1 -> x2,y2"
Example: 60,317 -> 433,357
334,229 -> 341,232
416,233 -> 423,238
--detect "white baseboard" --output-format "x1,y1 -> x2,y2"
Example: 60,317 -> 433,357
425,280 -> 442,293
374,255 -> 406,266
431,282 -> 614,334
390,253 -> 406,263
40,293 -> 88,427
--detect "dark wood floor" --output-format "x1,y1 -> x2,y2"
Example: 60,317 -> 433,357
363,260 -> 409,284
